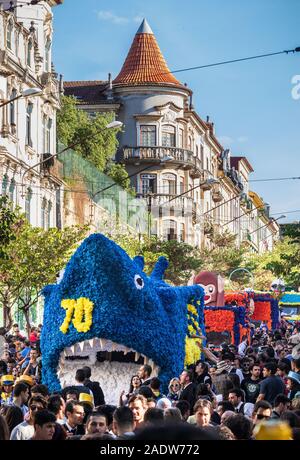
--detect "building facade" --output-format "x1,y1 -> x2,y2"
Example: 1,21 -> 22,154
64,18 -> 279,252
0,0 -> 63,229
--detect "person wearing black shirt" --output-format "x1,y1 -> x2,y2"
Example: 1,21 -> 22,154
241,362 -> 261,403
179,370 -> 197,414
82,366 -> 105,406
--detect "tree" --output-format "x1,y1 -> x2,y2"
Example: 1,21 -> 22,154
104,162 -> 135,194
0,198 -> 88,332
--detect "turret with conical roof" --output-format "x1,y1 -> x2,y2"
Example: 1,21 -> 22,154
113,19 -> 183,87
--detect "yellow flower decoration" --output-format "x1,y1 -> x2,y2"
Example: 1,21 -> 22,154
60,297 -> 94,334
184,336 -> 202,366
187,304 -> 198,316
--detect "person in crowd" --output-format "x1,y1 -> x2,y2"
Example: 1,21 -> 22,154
223,413 -> 253,440
240,357 -> 251,379
30,410 -> 56,441
85,410 -> 108,436
194,361 -> 212,386
1,405 -> 23,436
29,327 -> 38,346
228,388 -> 254,417
167,377 -> 181,402
286,371 -> 300,399
128,394 -> 148,430
216,400 -> 235,419
280,411 -> 300,429
156,397 -> 172,411
64,388 -> 79,402
31,384 -> 50,400
252,400 -> 272,426
82,366 -> 105,406
12,381 -> 30,416
271,394 -> 290,419
73,369 -> 94,400
220,410 -> 236,425
144,407 -> 164,426
112,406 -> 135,439
256,362 -> 285,405
22,349 -> 41,383
96,404 -> 117,435
164,407 -> 183,424
194,399 -> 214,428
47,394 -> 66,425
241,362 -> 261,403
137,364 -> 152,385
0,374 -> 14,405
178,370 -> 197,412
10,395 -> 47,440
238,336 -> 248,357
120,374 -> 142,406
62,400 -> 85,437
0,414 -> 10,440
149,377 -> 165,400
175,400 -> 190,422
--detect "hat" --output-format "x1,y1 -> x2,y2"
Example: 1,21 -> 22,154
215,360 -> 231,375
79,392 -> 94,407
1,374 -> 14,385
287,371 -> 300,385
16,375 -> 34,386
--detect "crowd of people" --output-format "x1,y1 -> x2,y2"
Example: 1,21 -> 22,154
1,320 -> 300,440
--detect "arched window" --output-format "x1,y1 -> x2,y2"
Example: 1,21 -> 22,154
162,125 -> 176,147
162,173 -> 176,195
25,188 -> 32,222
7,20 -> 13,50
163,219 -> 177,241
1,175 -> 8,196
27,39 -> 33,67
179,223 -> 185,242
26,103 -> 33,147
46,118 -> 52,153
8,179 -> 15,202
45,38 -> 51,71
140,125 -> 156,146
10,89 -> 17,125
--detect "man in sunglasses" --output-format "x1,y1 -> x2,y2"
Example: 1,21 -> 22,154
10,395 -> 47,440
252,400 -> 272,426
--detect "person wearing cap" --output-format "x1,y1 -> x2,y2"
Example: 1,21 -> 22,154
16,374 -> 35,387
287,371 -> 300,399
0,375 -> 14,405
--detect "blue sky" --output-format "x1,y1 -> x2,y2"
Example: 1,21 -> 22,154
53,0 -> 300,223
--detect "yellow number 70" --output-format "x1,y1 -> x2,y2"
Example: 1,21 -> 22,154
60,297 -> 94,334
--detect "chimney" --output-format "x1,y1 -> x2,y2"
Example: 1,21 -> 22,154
206,116 -> 210,123
108,73 -> 112,90
59,74 -> 64,94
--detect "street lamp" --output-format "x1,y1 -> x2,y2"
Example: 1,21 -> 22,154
21,120 -> 123,198
0,87 -> 42,108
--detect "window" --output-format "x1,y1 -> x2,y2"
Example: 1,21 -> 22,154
162,125 -> 176,147
140,174 -> 156,195
163,220 -> 177,241
180,177 -> 185,194
179,128 -> 184,148
200,145 -> 204,166
47,201 -> 52,229
7,20 -> 13,50
25,188 -> 32,222
140,125 -> 156,146
1,175 -> 8,196
27,39 -> 33,67
10,89 -> 17,126
26,103 -> 33,147
43,116 -> 52,153
41,198 -> 47,229
162,173 -> 176,195
179,223 -> 185,242
45,38 -> 51,71
8,179 -> 15,202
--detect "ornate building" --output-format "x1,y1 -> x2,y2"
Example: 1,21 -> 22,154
64,18 -> 279,251
0,0 -> 63,228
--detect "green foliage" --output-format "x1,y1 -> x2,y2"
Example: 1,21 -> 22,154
104,162 -> 135,195
0,198 -> 88,328
247,237 -> 300,290
57,95 -> 121,171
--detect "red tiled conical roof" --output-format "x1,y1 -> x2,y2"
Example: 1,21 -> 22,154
113,19 -> 182,87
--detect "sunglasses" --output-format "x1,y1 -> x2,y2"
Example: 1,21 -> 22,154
256,414 -> 271,420
30,405 -> 43,411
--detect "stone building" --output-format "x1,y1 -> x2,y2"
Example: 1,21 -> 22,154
0,0 -> 63,228
64,18 -> 279,251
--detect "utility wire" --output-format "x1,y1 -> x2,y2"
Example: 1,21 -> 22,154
250,176 -> 300,182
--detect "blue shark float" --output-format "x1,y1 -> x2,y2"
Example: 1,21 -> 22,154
41,234 -> 205,401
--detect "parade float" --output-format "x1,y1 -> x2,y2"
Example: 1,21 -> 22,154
41,233 -> 205,404
279,291 -> 300,322
193,272 -> 281,346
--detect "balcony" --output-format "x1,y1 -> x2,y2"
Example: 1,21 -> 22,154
211,183 -> 224,202
122,146 -> 201,173
200,170 -> 215,190
138,193 -> 193,213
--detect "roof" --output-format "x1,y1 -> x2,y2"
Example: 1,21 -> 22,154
230,156 -> 254,172
113,19 -> 183,87
64,80 -> 109,105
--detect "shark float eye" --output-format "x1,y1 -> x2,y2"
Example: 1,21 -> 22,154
134,274 -> 144,290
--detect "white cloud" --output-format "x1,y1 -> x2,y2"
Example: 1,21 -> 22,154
97,11 -> 129,25
218,136 -> 233,146
237,136 -> 248,143
97,11 -> 144,25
